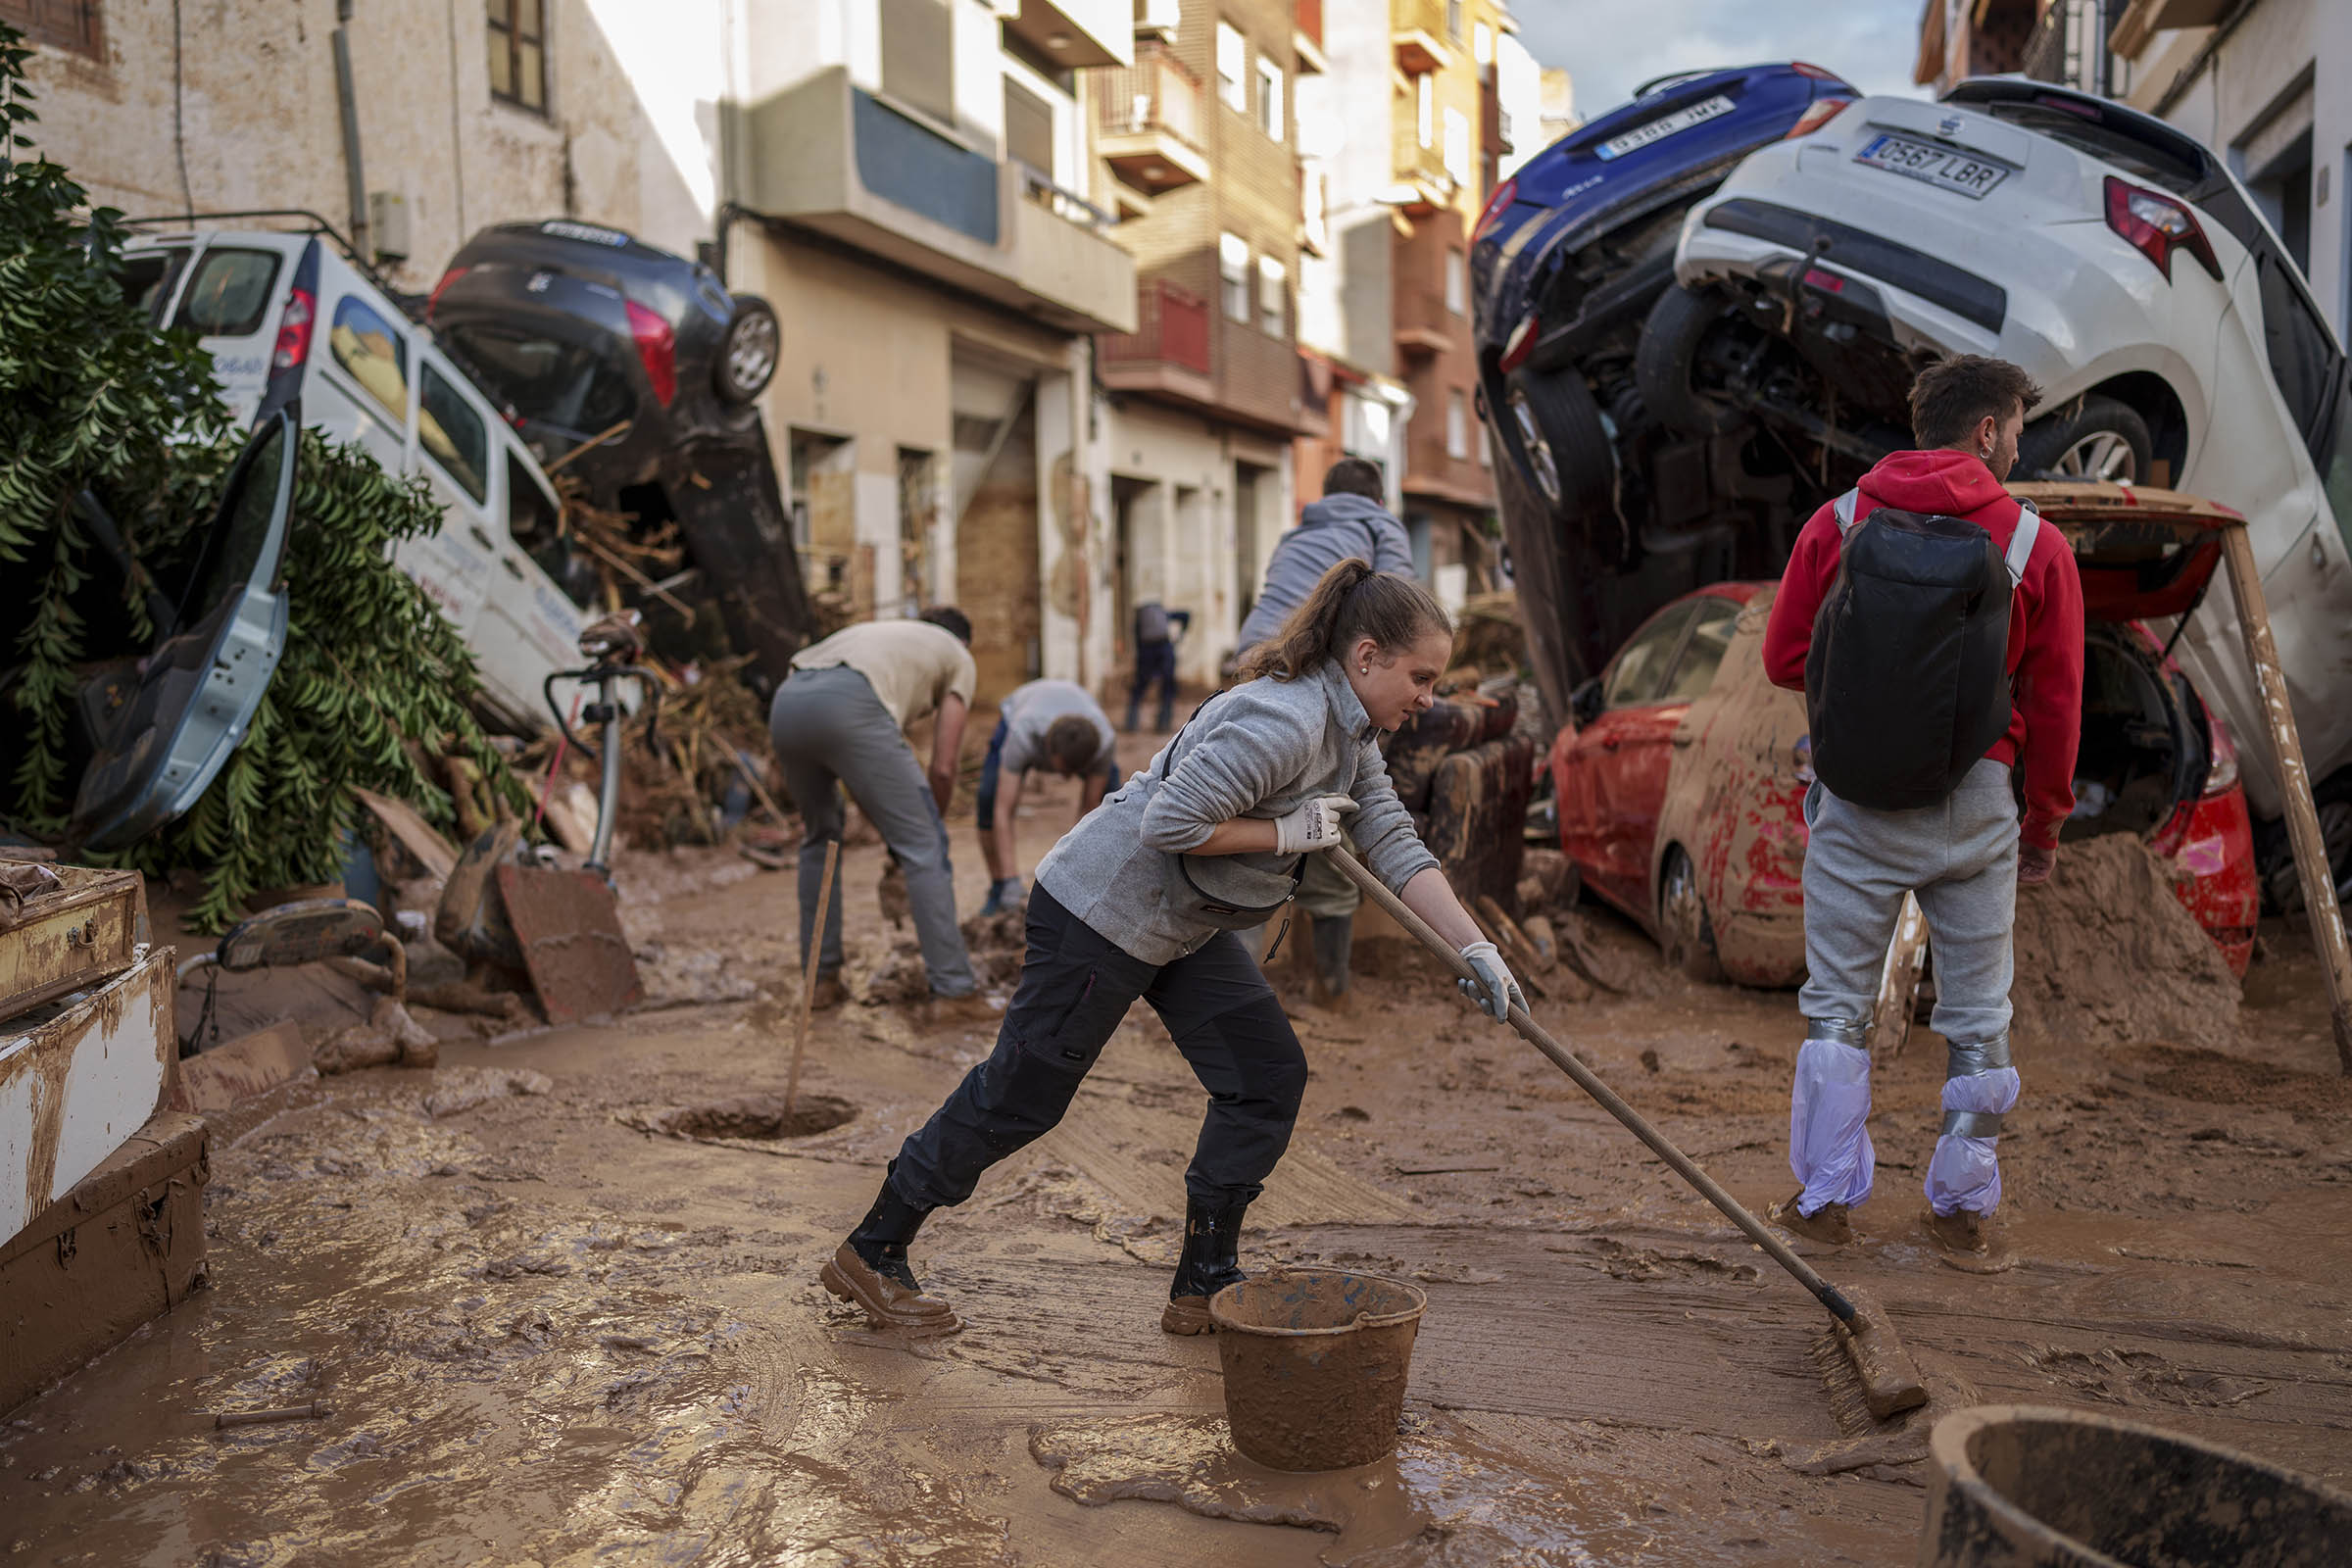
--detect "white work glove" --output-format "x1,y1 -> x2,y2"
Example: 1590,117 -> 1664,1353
1273,793 -> 1358,855
1457,941 -> 1524,1022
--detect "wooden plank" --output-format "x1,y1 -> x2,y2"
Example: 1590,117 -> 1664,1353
2217,522 -> 2352,1071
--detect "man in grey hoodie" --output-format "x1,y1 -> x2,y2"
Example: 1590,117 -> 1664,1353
1236,458 -> 1416,1008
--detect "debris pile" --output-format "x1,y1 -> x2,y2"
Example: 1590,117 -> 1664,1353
2009,833 -> 2241,1050
862,906 -> 1029,1004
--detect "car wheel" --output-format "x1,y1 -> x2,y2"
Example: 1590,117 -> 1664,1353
2018,395 -> 2152,483
1494,367 -> 1615,530
713,294 -> 780,403
1634,282 -> 1742,436
1657,847 -> 1725,983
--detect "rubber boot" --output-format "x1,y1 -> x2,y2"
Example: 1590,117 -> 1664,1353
819,1167 -> 963,1336
1308,911 -> 1353,1009
1161,1197 -> 1250,1335
1124,698 -> 1142,733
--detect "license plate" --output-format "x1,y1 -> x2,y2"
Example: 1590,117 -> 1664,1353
1854,132 -> 2010,199
1596,95 -> 1735,161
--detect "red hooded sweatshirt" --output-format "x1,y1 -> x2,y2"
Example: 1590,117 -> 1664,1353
1763,449 -> 2085,852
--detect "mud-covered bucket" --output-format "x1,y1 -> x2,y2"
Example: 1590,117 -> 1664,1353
1208,1269 -> 1427,1472
1922,1404 -> 2352,1567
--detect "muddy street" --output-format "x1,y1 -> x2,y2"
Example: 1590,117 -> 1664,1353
4,841 -> 2349,1566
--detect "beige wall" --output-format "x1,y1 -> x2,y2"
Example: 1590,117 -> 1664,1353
23,0 -> 716,289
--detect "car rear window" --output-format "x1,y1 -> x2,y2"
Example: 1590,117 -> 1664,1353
1658,598 -> 1740,702
1970,101 -> 2206,196
419,365 -> 489,503
2255,252 -> 2340,448
330,296 -> 412,424
172,248 -> 282,337
119,247 -> 189,325
1604,603 -> 1696,709
443,324 -> 633,437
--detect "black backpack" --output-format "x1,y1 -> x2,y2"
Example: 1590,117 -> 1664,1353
1803,488 -> 2040,811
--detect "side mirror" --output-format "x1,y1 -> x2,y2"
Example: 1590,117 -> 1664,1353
1569,676 -> 1603,727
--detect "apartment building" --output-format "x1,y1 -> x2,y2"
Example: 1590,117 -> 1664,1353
1082,0 -> 1314,683
15,0 -> 1139,699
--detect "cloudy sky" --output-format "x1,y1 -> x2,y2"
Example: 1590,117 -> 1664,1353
1513,0 -> 1931,122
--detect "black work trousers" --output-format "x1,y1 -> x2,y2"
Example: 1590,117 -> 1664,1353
889,885 -> 1308,1212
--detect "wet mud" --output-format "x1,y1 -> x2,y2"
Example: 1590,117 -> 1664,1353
3,827 -> 2349,1565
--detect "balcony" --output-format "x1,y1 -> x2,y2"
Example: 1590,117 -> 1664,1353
739,67 -> 1136,335
1094,43 -> 1209,195
1392,0 -> 1457,75
1000,0 -> 1134,71
1390,128 -> 1458,217
1295,0 -> 1328,76
1099,278 -> 1214,403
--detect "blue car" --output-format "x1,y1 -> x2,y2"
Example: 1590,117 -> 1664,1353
1471,62 -> 1854,688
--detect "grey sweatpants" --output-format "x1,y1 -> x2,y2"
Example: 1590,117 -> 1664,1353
1792,759 -> 2022,1216
769,664 -> 978,999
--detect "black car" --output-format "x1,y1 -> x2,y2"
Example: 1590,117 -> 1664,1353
428,220 -> 810,684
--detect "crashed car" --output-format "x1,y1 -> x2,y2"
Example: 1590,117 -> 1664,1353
427,220 -> 811,687
1468,61 -> 1857,700
1658,77 -> 2352,900
1544,488 -> 2260,985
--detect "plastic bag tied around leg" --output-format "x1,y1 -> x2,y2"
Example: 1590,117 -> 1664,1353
1926,1033 -> 2019,1217
1790,1027 -> 1874,1214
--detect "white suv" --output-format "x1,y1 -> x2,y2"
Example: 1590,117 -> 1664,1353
1648,78 -> 2352,890
121,220 -> 599,735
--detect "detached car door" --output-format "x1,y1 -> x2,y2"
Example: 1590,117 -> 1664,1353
71,408 -> 299,851
1559,600 -> 1696,914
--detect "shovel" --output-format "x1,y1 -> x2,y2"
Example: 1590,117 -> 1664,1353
1325,845 -> 1928,1422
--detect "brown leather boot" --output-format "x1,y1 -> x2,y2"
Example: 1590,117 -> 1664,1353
818,1174 -> 963,1336
808,974 -> 850,1012
1768,1189 -> 1853,1246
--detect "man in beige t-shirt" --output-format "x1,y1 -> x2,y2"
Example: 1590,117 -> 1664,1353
769,609 -> 983,1007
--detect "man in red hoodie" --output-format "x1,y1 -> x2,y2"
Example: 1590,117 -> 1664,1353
1761,356 -> 2083,1264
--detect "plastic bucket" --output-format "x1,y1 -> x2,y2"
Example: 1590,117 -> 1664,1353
1208,1269 -> 1427,1472
1922,1404 -> 2352,1567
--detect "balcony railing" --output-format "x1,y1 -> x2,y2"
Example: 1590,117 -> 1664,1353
1100,278 -> 1210,375
1094,41 -> 1204,151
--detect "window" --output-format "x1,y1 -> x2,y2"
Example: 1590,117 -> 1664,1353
486,0 -> 547,114
1219,232 -> 1250,323
419,365 -> 489,503
1446,388 -> 1468,460
1444,249 -> 1466,316
1416,74 -> 1434,148
1445,0 -> 1462,42
329,296 -> 411,424
1256,58 -> 1283,141
1473,21 -> 1493,65
0,0 -> 101,56
1004,78 -> 1055,174
1215,23 -> 1248,113
1443,107 -> 1471,186
1257,254 -> 1286,335
172,249 -> 282,339
880,0 -> 956,128
442,324 -> 632,437
1658,598 -> 1740,702
1603,603 -> 1696,709
119,246 -> 189,326
2256,252 -> 2339,449
507,448 -> 596,609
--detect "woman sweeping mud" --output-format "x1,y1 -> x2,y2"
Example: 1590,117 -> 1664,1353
821,562 -> 1522,1336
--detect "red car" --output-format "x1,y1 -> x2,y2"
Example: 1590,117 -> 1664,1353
1545,491 -> 2261,985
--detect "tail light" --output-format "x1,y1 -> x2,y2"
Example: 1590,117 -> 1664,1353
1785,97 -> 1852,139
1498,312 -> 1542,373
1790,61 -> 1846,82
1474,177 -> 1518,243
270,287 -> 316,371
2202,714 -> 2240,797
2104,176 -> 2223,283
426,266 -> 468,319
625,299 -> 677,406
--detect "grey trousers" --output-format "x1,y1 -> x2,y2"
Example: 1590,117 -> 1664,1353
1797,759 -> 2020,1046
768,664 -> 978,999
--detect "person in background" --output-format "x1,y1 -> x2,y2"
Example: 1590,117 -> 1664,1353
1127,600 -> 1192,733
975,678 -> 1119,916
818,563 -> 1522,1340
1233,457 -> 1416,1009
767,609 -> 989,1017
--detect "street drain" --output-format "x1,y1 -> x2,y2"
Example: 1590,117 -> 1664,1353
657,1094 -> 858,1141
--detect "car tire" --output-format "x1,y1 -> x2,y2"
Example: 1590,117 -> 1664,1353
1657,846 -> 1725,984
1634,282 -> 1742,436
1494,367 -> 1615,530
713,294 -> 780,404
2018,395 -> 2152,484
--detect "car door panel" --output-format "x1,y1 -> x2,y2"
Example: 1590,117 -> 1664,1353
1562,602 -> 1695,913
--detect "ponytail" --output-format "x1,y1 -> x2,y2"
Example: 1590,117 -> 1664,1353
1237,559 -> 1452,683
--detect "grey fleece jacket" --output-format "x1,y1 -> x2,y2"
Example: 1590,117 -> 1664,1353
1034,661 -> 1440,965
1236,493 -> 1414,652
